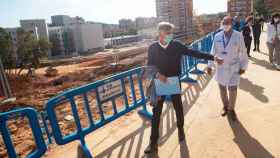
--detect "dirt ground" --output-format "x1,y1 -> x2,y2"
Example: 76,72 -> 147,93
0,46 -> 148,158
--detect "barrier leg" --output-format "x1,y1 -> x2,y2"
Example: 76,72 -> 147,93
137,72 -> 153,120
40,112 -> 53,145
138,102 -> 153,120
190,61 -> 205,75
199,59 -> 208,64
77,143 -> 92,158
180,74 -> 198,83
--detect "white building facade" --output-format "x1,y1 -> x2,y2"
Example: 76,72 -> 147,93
48,23 -> 104,57
70,23 -> 104,54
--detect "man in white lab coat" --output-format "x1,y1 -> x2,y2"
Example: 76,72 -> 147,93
207,16 -> 249,121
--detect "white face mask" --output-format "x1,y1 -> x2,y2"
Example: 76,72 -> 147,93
223,25 -> 232,32
274,18 -> 279,23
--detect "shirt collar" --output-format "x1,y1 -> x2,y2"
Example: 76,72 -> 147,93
158,41 -> 169,49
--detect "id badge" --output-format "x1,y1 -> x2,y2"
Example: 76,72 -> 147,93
222,51 -> 228,55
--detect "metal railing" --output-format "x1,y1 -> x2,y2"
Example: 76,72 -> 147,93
180,32 -> 214,83
0,108 -> 47,158
45,67 -> 152,157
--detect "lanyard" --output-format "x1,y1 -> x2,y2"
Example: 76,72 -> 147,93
275,24 -> 279,36
222,31 -> 233,49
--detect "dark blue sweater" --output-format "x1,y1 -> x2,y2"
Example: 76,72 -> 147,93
147,40 -> 214,77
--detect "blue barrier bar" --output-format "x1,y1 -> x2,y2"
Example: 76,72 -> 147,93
199,37 -> 210,64
190,42 -> 205,75
180,56 -> 198,83
0,108 -> 47,158
40,112 -> 53,145
46,67 -> 152,158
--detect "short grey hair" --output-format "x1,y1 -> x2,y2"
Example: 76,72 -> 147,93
157,22 -> 175,32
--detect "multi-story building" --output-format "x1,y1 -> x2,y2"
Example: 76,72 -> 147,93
20,19 -> 49,40
119,19 -> 136,31
51,15 -> 86,26
102,24 -> 122,38
264,0 -> 280,13
70,23 -> 104,54
48,23 -> 104,57
49,15 -> 103,57
135,17 -> 158,30
48,26 -> 77,57
51,15 -> 72,26
156,0 -> 194,38
228,0 -> 252,17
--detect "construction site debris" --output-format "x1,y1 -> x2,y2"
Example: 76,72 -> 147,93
45,66 -> 58,77
64,115 -> 74,122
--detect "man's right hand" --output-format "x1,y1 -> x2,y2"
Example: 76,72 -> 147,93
207,67 -> 212,76
157,73 -> 168,83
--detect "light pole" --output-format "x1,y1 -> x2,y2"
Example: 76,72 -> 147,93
251,0 -> 254,15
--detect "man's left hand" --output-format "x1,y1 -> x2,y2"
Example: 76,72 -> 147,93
239,69 -> 245,75
214,56 -> 224,65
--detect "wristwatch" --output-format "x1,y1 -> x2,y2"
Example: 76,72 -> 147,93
155,72 -> 160,78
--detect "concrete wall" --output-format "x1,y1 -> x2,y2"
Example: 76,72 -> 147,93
81,23 -> 104,52
71,23 -> 104,53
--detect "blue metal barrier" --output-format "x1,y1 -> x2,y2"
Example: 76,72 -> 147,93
189,41 -> 205,75
181,32 -> 215,83
0,108 -> 47,158
180,55 -> 198,83
45,67 -> 152,158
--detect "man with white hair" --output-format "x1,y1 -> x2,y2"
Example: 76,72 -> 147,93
144,22 -> 223,155
207,16 -> 248,121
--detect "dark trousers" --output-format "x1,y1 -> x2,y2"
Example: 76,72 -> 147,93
150,94 -> 184,145
254,35 -> 261,50
244,37 -> 252,56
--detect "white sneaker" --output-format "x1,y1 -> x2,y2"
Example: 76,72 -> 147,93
276,65 -> 280,70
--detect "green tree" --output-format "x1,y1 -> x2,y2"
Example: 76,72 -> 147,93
0,28 -> 13,69
254,0 -> 270,18
16,28 -> 51,76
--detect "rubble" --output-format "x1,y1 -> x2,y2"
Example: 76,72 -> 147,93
52,76 -> 71,86
64,115 -> 74,121
45,66 -> 58,77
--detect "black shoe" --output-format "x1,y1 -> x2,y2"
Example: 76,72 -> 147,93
144,143 -> 158,154
257,49 -> 260,52
221,106 -> 228,117
178,128 -> 186,142
228,110 -> 237,121
253,48 -> 256,51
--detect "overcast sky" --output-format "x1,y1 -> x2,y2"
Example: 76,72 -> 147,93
0,0 -> 227,28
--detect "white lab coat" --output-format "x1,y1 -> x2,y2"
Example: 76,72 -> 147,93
267,23 -> 280,43
208,30 -> 248,86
